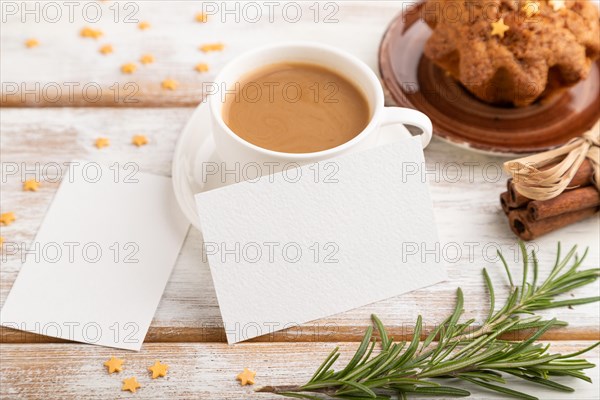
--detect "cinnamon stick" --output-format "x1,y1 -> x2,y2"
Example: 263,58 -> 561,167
508,207 -> 599,241
500,191 -> 512,214
527,187 -> 600,221
507,180 -> 530,208
507,159 -> 594,208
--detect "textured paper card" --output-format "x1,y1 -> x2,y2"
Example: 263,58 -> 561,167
195,137 -> 446,343
0,161 -> 189,350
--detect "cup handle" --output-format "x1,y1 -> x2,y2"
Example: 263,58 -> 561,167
380,107 -> 433,148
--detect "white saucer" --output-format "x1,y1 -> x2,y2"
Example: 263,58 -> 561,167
172,104 -> 423,231
172,104 -> 219,231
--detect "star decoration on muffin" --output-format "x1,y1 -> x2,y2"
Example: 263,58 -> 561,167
138,21 -> 151,30
548,0 -> 566,11
522,1 -> 540,17
491,18 -> 510,38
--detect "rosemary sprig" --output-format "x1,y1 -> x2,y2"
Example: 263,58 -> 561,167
258,243 -> 600,399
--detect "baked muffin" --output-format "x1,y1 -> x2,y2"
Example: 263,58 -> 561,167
423,0 -> 600,107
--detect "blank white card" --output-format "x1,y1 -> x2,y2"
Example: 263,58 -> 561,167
196,137 -> 447,344
1,161 -> 189,350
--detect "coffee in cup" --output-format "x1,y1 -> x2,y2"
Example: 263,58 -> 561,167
222,62 -> 370,154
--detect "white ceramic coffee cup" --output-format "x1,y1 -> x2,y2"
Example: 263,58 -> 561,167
208,42 -> 432,167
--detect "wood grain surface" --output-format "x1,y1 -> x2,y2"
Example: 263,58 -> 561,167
1,1 -> 599,399
1,1 -> 405,107
1,342 -> 599,399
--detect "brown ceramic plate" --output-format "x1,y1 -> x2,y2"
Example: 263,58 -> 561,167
379,2 -> 600,155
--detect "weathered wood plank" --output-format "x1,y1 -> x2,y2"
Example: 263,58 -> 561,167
1,108 -> 598,343
1,342 -> 599,399
1,1 -> 407,107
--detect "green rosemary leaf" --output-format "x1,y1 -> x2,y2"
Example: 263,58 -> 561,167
371,315 -> 390,351
557,341 -> 600,359
519,242 -> 529,301
363,344 -> 405,380
455,319 -> 519,359
544,296 -> 600,308
483,268 -> 495,322
448,289 -> 465,332
531,250 -> 539,289
419,345 -> 507,378
278,392 -> 323,400
480,354 -> 562,369
309,347 -> 340,383
460,377 -> 538,400
504,319 -> 558,357
337,327 -> 373,378
458,371 -> 506,383
335,380 -> 376,398
547,369 -> 593,382
390,316 -> 422,369
542,245 -> 578,289
411,385 -> 471,396
343,351 -> 390,382
512,375 -> 574,392
361,340 -> 377,366
498,249 -> 514,287
551,268 -> 599,286
536,361 -> 596,370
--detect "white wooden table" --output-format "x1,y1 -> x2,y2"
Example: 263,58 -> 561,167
1,2 -> 598,399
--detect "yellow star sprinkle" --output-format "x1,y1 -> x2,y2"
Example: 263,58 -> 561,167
548,0 -> 565,11
522,1 -> 539,17
236,368 -> 256,386
103,357 -> 124,374
121,63 -> 137,74
148,361 -> 169,379
25,39 -> 39,48
132,135 -> 149,147
140,54 -> 154,65
195,63 -> 209,73
0,212 -> 16,226
95,137 -> 110,149
23,179 -> 40,192
161,78 -> 179,90
491,18 -> 510,38
195,12 -> 208,23
200,43 -> 225,53
99,44 -> 113,55
138,21 -> 151,30
0,237 -> 4,249
80,26 -> 103,39
122,377 -> 141,393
